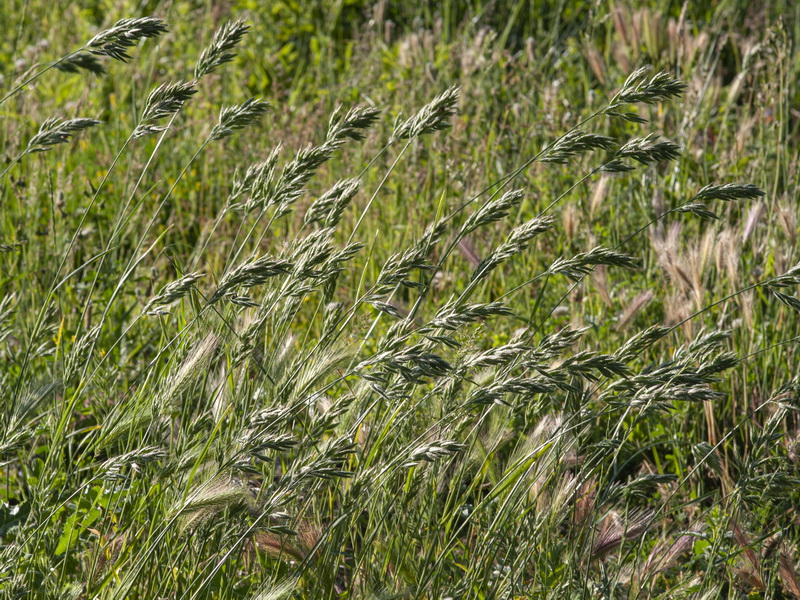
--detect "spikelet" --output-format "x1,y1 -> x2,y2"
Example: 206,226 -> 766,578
195,19 -> 250,78
87,17 -> 168,62
392,86 -> 459,141
133,81 -> 197,138
24,116 -> 101,154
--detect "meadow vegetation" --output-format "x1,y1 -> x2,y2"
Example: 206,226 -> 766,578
1,1 -> 799,598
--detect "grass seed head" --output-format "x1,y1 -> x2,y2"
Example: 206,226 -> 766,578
327,105 -> 381,141
392,85 -> 460,141
694,182 -> 765,202
541,130 -> 616,164
607,67 -> 687,109
55,52 -> 106,75
134,81 -> 197,138
25,116 -> 101,154
87,16 -> 168,62
211,98 -> 270,141
195,19 -> 250,78
616,133 -> 681,165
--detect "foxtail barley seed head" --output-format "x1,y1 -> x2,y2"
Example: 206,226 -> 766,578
171,473 -> 253,519
591,509 -> 655,560
158,333 -> 219,410
64,325 -> 100,382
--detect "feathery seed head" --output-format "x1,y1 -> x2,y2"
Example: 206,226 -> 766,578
211,98 -> 270,141
461,189 -> 525,236
675,203 -> 719,220
55,52 -> 106,75
134,81 -> 197,138
404,440 -> 465,467
600,159 -> 637,173
392,86 -> 459,141
195,19 -> 249,78
229,147 -> 282,212
549,247 -> 638,281
766,263 -> 800,289
25,116 -> 101,154
694,183 -> 765,202
472,216 -> 553,280
327,105 -> 381,142
421,301 -> 515,333
765,263 -> 800,312
87,17 -> 168,62
211,256 -> 293,302
541,130 -> 616,164
145,271 -> 204,314
616,134 -> 681,165
102,446 -> 167,480
607,67 -> 687,109
304,178 -> 360,227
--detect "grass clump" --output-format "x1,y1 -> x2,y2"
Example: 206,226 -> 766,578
1,3 -> 799,599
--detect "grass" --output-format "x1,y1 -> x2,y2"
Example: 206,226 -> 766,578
1,1 -> 800,598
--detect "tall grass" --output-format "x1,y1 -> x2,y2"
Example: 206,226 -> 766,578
1,5 -> 799,600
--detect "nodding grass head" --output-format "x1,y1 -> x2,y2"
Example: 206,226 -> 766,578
615,133 -> 681,166
541,130 -> 616,164
391,85 -> 460,141
133,80 -> 197,138
87,16 -> 168,62
195,19 -> 250,78
55,52 -> 106,75
211,98 -> 270,141
607,67 -> 687,110
24,116 -> 101,155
